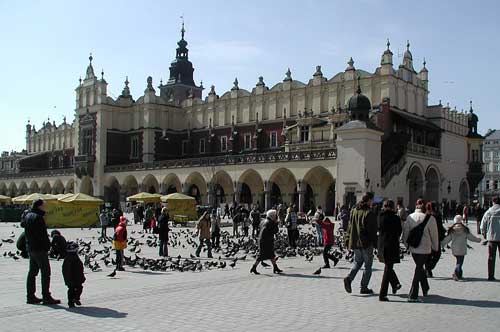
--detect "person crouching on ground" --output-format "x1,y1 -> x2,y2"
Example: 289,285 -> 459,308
112,216 -> 128,271
378,199 -> 402,302
49,230 -> 67,260
250,209 -> 282,275
63,241 -> 85,308
316,215 -> 339,268
442,215 -> 481,280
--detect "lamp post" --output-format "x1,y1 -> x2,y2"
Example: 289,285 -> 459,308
447,181 -> 452,194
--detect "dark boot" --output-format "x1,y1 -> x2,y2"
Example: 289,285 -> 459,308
27,295 -> 43,304
250,265 -> 260,275
273,265 -> 283,274
42,296 -> 61,305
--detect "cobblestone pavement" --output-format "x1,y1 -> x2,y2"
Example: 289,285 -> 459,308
0,219 -> 499,332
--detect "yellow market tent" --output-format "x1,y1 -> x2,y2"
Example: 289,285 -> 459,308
160,193 -> 197,221
127,192 -> 162,203
12,193 -> 57,205
0,194 -> 12,203
58,193 -> 104,205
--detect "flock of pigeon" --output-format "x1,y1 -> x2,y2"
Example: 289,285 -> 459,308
1,223 -> 413,277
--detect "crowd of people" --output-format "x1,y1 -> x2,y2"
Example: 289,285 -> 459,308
16,192 -> 500,308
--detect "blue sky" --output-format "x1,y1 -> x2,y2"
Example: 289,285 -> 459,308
1,0 -> 499,151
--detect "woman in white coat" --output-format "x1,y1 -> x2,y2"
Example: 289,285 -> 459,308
403,200 -> 439,302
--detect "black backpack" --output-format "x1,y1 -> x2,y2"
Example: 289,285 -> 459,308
407,214 -> 431,248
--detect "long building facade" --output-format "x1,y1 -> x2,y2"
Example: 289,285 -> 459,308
0,28 -> 485,214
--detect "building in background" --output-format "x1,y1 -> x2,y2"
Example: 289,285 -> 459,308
479,129 -> 500,205
0,27 -> 485,214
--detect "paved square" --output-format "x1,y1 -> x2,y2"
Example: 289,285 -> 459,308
0,219 -> 499,332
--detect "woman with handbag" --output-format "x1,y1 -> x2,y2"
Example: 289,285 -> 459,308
112,216 -> 128,271
378,199 -> 402,301
403,200 -> 439,302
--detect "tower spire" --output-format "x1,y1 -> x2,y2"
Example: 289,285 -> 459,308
180,15 -> 185,40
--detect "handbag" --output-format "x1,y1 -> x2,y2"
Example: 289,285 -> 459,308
407,214 -> 431,248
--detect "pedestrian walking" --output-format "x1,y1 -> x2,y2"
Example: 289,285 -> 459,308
112,216 -> 128,271
99,209 -> 110,239
62,241 -> 85,308
403,200 -> 439,302
285,206 -> 298,248
480,196 -> 500,281
232,208 -> 241,237
251,206 -> 261,238
463,204 -> 469,224
343,194 -> 378,295
338,205 -> 350,232
21,199 -> 61,305
144,205 -> 153,233
442,215 -> 481,280
242,212 -> 250,237
157,208 -> 170,257
223,203 -> 230,219
425,201 -> 446,278
250,209 -> 282,274
316,216 -> 339,268
377,199 -> 402,302
312,206 -> 325,246
211,209 -> 221,249
195,211 -> 212,258
475,203 -> 485,235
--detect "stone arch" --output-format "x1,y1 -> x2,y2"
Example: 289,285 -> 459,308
459,179 -> 470,204
211,170 -> 234,207
122,175 -> 139,197
268,168 -> 297,207
80,176 -> 94,196
141,174 -> 159,194
104,176 -> 121,209
425,166 -> 440,203
238,169 -> 265,208
29,181 -> 39,194
52,180 -> 65,195
161,173 -> 182,194
65,179 -> 75,194
40,180 -> 52,194
185,171 -> 207,205
303,166 -> 336,214
0,182 -> 7,195
8,182 -> 17,197
407,163 -> 424,210
18,182 -> 28,195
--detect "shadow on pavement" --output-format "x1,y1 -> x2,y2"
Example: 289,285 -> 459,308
281,273 -> 341,279
423,295 -> 500,308
66,306 -> 128,318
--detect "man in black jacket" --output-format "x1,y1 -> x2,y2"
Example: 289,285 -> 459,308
21,199 -> 60,305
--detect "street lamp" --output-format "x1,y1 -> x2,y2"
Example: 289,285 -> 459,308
447,181 -> 452,194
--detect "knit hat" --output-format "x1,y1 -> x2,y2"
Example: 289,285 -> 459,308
32,199 -> 44,210
266,209 -> 277,222
50,229 -> 61,237
453,215 -> 463,224
66,241 -> 79,253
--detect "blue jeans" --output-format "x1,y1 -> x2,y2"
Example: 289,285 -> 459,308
347,247 -> 374,289
455,255 -> 465,279
315,224 -> 324,246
